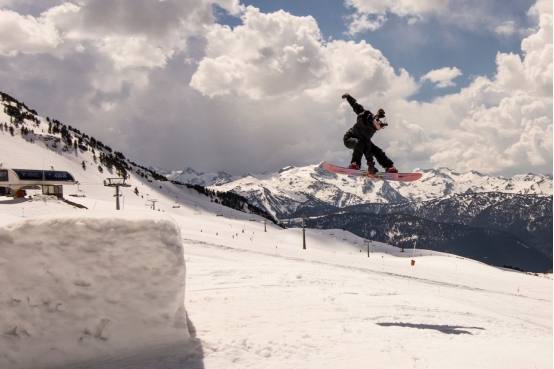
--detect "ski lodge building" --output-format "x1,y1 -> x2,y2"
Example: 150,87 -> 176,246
0,168 -> 76,199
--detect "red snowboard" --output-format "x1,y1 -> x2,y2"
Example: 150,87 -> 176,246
322,162 -> 422,182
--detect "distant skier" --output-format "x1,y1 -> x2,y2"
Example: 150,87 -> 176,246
341,93 -> 397,174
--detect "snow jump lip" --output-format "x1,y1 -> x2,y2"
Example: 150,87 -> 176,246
322,162 -> 422,182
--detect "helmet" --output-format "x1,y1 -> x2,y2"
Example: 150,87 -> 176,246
374,109 -> 387,127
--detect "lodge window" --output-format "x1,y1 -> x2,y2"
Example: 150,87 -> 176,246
42,185 -> 63,196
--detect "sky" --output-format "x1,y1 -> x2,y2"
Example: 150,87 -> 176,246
0,0 -> 551,176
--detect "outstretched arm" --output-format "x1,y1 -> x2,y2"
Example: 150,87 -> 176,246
341,93 -> 365,116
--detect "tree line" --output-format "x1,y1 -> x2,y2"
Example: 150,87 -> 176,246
1,90 -> 282,228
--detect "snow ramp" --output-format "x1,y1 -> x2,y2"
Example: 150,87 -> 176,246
0,212 -> 190,369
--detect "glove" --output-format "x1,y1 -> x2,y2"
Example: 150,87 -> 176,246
341,93 -> 350,99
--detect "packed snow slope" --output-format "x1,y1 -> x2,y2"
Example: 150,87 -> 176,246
0,211 -> 189,369
1,192 -> 551,369
0,99 -> 552,368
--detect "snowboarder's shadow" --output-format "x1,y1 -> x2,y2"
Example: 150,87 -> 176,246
376,322 -> 485,335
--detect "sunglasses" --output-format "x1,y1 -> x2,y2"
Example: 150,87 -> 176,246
375,116 -> 388,128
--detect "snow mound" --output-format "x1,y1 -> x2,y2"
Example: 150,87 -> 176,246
28,194 -> 60,202
0,212 -> 189,369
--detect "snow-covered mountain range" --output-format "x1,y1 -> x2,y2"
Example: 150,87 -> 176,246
151,166 -> 234,186
158,164 -> 552,219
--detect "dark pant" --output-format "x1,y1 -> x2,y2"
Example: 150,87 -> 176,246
343,136 -> 393,168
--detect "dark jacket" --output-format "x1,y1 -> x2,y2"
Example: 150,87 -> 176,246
343,95 -> 376,143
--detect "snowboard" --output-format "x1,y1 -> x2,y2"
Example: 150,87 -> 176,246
322,162 -> 422,182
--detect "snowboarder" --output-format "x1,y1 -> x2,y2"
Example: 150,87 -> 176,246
341,93 -> 397,174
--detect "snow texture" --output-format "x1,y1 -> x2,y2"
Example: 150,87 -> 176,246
0,212 -> 189,369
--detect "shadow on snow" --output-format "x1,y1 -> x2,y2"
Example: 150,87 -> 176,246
376,322 -> 486,335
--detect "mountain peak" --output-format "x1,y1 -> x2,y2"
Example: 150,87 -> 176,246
200,163 -> 551,219
279,166 -> 295,174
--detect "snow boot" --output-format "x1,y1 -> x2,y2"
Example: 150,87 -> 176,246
385,166 -> 398,173
349,162 -> 360,170
367,161 -> 378,174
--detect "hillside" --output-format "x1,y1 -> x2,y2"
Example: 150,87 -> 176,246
344,192 -> 553,259
287,212 -> 552,272
0,91 -> 275,224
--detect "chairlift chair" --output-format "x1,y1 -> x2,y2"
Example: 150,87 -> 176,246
172,196 -> 180,208
71,183 -> 86,197
193,204 -> 201,215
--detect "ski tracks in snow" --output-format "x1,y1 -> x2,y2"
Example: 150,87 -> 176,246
182,237 -> 552,368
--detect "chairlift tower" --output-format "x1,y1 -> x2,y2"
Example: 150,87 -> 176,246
299,214 -> 309,250
103,178 -> 131,210
363,239 -> 371,257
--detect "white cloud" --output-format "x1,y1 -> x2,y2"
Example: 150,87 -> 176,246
95,35 -> 172,70
190,7 -> 327,99
494,21 -> 517,36
213,0 -> 244,15
418,9 -> 553,173
0,8 -> 62,55
0,0 -> 242,68
421,67 -> 463,88
344,0 -> 450,33
303,42 -> 418,102
344,0 -> 538,37
190,7 -> 417,102
386,117 -> 438,164
527,0 -> 553,19
346,13 -> 387,34
345,0 -> 448,19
